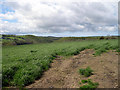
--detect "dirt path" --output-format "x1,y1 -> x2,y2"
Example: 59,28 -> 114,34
26,49 -> 118,88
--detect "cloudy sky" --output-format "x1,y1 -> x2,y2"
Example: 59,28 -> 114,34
0,0 -> 119,37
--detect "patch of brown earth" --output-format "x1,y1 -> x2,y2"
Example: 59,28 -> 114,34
26,49 -> 118,88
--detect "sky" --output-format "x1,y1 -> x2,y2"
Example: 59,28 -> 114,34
0,0 -> 119,37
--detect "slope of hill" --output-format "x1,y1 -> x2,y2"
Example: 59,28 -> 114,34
1,35 -> 61,46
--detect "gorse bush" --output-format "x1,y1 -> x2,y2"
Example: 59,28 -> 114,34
79,67 -> 93,77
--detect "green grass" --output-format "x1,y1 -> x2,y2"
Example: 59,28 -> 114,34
2,39 -> 119,87
79,67 -> 93,77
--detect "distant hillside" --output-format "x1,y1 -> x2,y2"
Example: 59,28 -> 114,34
1,35 -> 61,46
56,36 -> 118,42
1,35 -> 118,46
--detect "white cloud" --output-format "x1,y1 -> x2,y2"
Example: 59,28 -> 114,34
98,26 -> 117,31
0,12 -> 16,20
0,0 -> 118,36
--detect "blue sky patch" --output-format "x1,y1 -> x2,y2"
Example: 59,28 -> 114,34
0,2 -> 15,14
2,18 -> 18,23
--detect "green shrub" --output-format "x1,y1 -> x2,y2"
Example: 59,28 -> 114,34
79,67 -> 93,77
99,36 -> 104,40
81,80 -> 88,83
80,79 -> 99,89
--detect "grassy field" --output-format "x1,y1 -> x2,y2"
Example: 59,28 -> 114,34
2,39 -> 119,87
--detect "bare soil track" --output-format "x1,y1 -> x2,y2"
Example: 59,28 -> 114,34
26,49 -> 118,88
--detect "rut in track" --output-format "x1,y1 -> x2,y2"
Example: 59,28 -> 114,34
26,49 -> 118,88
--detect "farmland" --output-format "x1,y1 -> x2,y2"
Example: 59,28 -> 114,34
2,37 -> 119,87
